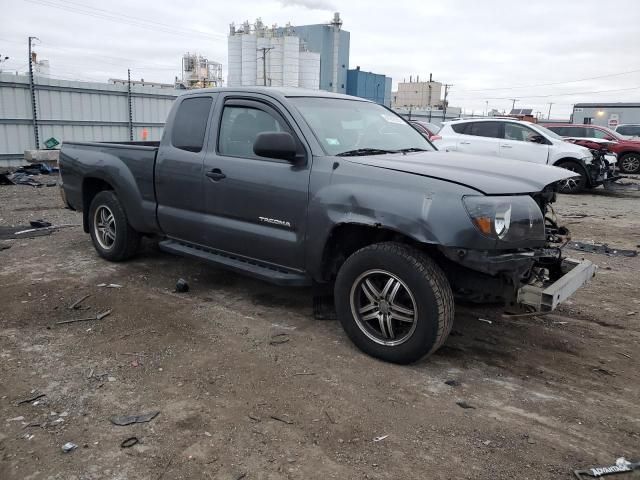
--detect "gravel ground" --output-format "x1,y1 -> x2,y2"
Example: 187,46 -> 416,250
0,179 -> 639,480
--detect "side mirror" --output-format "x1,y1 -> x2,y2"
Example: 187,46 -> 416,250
253,132 -> 297,162
528,134 -> 546,144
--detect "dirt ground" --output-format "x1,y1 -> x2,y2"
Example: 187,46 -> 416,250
1,179 -> 639,480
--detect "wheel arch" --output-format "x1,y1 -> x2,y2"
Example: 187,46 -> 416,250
552,157 -> 591,185
318,222 -> 438,283
82,177 -> 114,233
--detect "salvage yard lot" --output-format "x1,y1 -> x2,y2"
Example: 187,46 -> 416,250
1,182 -> 639,480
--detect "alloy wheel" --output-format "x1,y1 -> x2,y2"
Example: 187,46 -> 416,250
94,205 -> 116,250
349,269 -> 418,346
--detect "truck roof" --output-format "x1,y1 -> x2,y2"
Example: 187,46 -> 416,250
179,86 -> 369,102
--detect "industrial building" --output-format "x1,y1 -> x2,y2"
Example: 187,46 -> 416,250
227,13 -> 348,93
392,75 -> 443,109
346,66 -> 391,107
572,103 -> 640,128
228,20 -> 320,89
178,53 -> 223,89
284,13 -> 350,93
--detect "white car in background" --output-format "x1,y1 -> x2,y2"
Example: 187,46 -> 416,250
614,124 -> 640,140
433,118 -> 612,193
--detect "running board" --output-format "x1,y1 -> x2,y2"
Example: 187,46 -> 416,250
158,239 -> 311,287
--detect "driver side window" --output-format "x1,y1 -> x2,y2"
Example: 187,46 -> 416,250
218,106 -> 286,158
504,123 -> 536,142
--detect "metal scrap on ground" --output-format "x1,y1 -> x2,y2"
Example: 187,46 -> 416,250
110,411 -> 160,426
567,241 -> 637,257
56,309 -> 112,325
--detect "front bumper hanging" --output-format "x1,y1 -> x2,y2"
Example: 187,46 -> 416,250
517,258 -> 597,312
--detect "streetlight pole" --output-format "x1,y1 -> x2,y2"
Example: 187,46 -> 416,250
547,102 -> 553,120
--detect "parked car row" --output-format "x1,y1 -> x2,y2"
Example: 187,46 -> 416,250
541,123 -> 640,174
431,118 -> 615,193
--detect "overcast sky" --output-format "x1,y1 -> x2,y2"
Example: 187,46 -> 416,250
1,0 -> 639,117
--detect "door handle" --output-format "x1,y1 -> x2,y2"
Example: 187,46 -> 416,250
460,141 -> 471,145
501,144 -> 513,148
206,168 -> 226,181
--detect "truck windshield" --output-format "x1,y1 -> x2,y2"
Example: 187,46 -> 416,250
289,97 -> 434,156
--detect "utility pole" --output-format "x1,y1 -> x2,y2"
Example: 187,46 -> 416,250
28,36 -> 40,150
547,102 -> 553,120
127,69 -> 133,141
485,100 -> 489,117
257,47 -> 274,87
510,98 -> 518,112
443,84 -> 452,120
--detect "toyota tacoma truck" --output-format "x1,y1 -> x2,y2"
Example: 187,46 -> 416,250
59,87 -> 596,364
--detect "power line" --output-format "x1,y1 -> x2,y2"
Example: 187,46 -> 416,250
24,0 -> 226,39
453,85 -> 640,101
454,67 -> 640,93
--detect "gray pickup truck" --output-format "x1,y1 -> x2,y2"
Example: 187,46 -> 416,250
59,87 -> 596,364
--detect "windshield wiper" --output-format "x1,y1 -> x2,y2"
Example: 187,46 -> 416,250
335,148 -> 400,157
398,147 -> 428,153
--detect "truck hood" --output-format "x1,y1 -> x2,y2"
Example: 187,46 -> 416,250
345,151 -> 576,195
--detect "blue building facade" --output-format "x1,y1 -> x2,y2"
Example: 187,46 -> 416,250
289,24 -> 350,94
346,67 -> 392,107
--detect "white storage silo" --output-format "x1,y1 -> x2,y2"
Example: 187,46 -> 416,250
282,36 -> 300,88
298,51 -> 320,90
268,37 -> 284,87
241,33 -> 257,86
227,35 -> 242,87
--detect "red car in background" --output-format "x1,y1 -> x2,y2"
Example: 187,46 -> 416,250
542,123 -> 640,174
409,120 -> 441,141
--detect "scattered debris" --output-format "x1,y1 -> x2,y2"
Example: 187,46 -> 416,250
567,241 -> 637,257
445,380 -> 461,387
29,219 -> 52,228
110,411 -> 160,426
626,311 -> 637,316
248,414 -> 261,422
14,224 -> 79,236
7,416 -> 25,422
373,435 -> 389,442
617,352 -> 632,359
56,309 -> 112,325
456,401 -> 476,409
97,283 -> 122,288
293,371 -> 316,376
234,473 -> 247,480
562,214 -> 589,219
62,442 -> 77,453
502,311 -> 551,319
68,294 -> 91,310
174,278 -> 189,293
269,333 -> 290,345
573,457 -> 640,479
120,437 -> 139,448
0,225 -> 52,240
16,392 -> 46,406
324,410 -> 336,424
269,414 -> 293,425
593,367 -> 614,376
478,318 -> 493,325
204,431 -> 212,437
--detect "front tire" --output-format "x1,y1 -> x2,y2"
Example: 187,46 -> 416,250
88,190 -> 140,261
334,242 -> 454,364
556,161 -> 588,193
618,153 -> 640,174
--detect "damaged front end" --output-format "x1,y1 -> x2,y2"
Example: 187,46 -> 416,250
438,186 -> 596,310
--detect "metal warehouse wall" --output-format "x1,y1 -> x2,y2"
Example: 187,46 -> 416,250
346,69 -> 392,107
0,73 -> 180,163
572,104 -> 640,128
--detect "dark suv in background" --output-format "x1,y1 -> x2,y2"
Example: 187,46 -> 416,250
543,123 -> 640,174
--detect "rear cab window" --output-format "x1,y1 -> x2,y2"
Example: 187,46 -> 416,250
171,97 -> 214,152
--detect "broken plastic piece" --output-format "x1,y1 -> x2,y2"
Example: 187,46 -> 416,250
110,411 -> 160,426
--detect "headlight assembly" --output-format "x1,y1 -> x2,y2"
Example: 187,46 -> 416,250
463,195 -> 545,242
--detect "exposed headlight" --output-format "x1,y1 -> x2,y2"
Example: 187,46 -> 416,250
581,155 -> 593,164
463,195 -> 545,242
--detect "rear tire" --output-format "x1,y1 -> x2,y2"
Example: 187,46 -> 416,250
618,153 -> 640,174
556,161 -> 587,193
88,191 -> 140,261
334,242 -> 454,364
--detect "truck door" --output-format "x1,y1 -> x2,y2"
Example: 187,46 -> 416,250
201,95 -> 311,270
155,94 -> 218,245
499,122 -> 550,164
